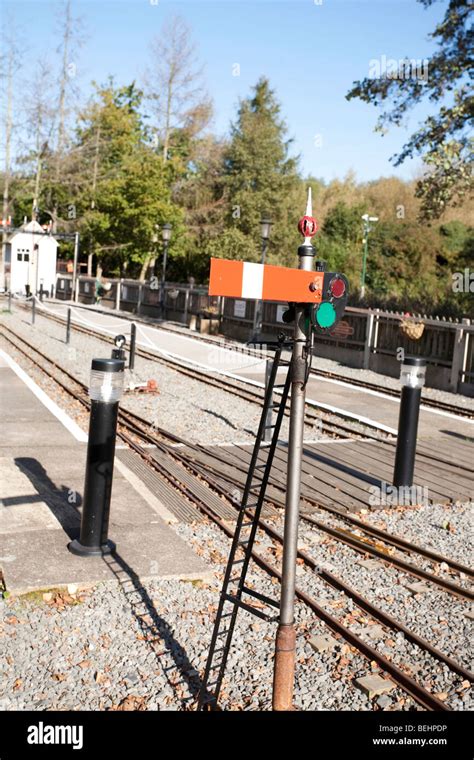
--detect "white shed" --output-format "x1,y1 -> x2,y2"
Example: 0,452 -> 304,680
4,220 -> 58,295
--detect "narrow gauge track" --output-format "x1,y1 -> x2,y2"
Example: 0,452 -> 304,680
154,438 -> 474,597
19,300 -> 474,475
2,322 -> 472,596
9,300 -> 391,441
1,325 -> 472,712
31,297 -> 472,420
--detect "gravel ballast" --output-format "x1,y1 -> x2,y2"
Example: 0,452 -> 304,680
0,519 -> 428,713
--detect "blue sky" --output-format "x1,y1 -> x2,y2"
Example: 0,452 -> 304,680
4,0 -> 445,183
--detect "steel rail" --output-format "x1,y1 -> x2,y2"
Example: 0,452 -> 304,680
113,432 -> 454,712
115,409 -> 474,606
304,515 -> 473,601
192,445 -> 474,578
0,324 -> 465,710
141,430 -> 473,586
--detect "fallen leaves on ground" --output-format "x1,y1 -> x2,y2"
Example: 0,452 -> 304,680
42,591 -> 81,609
111,695 -> 148,711
94,671 -> 111,687
51,673 -> 67,682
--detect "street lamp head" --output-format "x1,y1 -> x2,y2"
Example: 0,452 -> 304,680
161,223 -> 172,243
369,216 -> 379,223
361,214 -> 369,221
260,215 -> 272,241
114,334 -> 126,349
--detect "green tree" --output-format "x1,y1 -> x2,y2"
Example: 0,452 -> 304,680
73,82 -> 183,277
346,0 -> 473,219
223,77 -> 302,265
317,201 -> 365,294
171,134 -> 228,280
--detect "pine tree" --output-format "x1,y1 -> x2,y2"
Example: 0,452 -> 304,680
223,78 -> 302,265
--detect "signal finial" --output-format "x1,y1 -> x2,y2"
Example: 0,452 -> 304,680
297,187 -> 318,242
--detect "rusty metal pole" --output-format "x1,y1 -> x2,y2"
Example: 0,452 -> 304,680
272,189 -> 317,710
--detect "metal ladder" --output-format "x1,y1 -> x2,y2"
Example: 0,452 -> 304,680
197,340 -> 292,710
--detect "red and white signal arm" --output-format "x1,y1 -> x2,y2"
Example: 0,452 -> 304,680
209,258 -> 325,304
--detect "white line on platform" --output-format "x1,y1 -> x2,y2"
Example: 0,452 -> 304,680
0,348 -> 88,443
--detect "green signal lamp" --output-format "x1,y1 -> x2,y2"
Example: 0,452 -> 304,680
315,301 -> 337,328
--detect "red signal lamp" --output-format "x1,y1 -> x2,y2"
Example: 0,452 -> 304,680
329,276 -> 346,298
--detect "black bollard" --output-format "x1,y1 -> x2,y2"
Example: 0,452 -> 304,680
129,323 -> 136,371
31,297 -> 36,324
66,307 -> 71,344
393,357 -> 427,488
68,358 -> 124,556
39,285 -> 44,302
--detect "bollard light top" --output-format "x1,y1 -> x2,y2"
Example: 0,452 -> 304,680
400,356 -> 427,389
402,356 -> 427,367
91,358 -> 125,373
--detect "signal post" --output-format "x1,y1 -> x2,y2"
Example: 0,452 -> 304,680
207,188 -> 349,711
272,191 -> 318,710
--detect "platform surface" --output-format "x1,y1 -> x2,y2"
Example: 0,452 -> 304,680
0,353 -> 209,593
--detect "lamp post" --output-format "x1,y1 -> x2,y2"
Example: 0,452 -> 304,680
251,215 -> 272,342
159,223 -> 172,319
393,357 -> 427,489
360,214 -> 378,300
68,357 -> 124,557
71,232 -> 80,303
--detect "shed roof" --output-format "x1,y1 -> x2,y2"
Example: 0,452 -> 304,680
8,219 -> 57,243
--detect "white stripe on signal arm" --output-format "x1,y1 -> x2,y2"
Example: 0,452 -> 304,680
242,262 -> 264,299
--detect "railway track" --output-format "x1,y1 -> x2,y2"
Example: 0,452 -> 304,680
1,322 -> 472,712
16,299 -> 474,479
4,321 -> 470,594
9,299 -> 392,441
6,295 -> 474,422
33,297 -> 472,420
